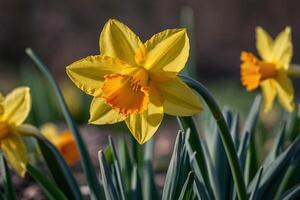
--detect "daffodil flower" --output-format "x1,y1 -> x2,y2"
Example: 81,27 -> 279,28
0,87 -> 31,176
41,123 -> 80,166
241,27 -> 294,112
67,19 -> 202,144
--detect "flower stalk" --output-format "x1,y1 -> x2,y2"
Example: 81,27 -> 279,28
180,75 -> 247,200
25,48 -> 103,199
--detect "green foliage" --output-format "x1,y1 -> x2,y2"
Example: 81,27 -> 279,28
96,95 -> 300,200
1,50 -> 299,200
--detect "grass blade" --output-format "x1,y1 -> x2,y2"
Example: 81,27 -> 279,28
180,75 -> 246,200
248,136 -> 300,199
162,131 -> 185,200
19,124 -> 83,200
189,152 -> 210,200
26,48 -> 103,199
118,137 -> 133,196
131,165 -> 142,200
143,138 -> 159,200
0,154 -> 16,200
178,172 -> 194,200
241,96 -> 261,185
177,117 -> 211,190
98,151 -> 119,200
279,184 -> 300,200
27,164 -> 67,200
108,136 -> 126,200
249,167 -> 263,200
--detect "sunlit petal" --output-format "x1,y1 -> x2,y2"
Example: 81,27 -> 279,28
89,97 -> 126,124
1,133 -> 27,177
260,79 -> 277,112
143,29 -> 189,76
2,87 -> 31,126
274,71 -> 294,112
272,27 -> 292,70
159,77 -> 202,116
256,26 -> 274,61
100,19 -> 142,66
66,55 -> 127,97
125,100 -> 163,144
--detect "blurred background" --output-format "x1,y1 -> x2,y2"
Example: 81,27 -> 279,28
1,0 -> 300,198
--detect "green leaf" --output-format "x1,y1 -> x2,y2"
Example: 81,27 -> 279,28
98,150 -> 119,200
241,95 -> 261,185
241,95 -> 262,139
249,167 -> 263,200
0,154 -> 16,200
131,165 -> 142,200
274,163 -> 299,200
248,136 -> 300,199
264,124 -> 286,166
108,136 -> 127,200
27,164 -> 67,200
189,152 -> 210,200
184,129 -> 214,199
285,110 -> 300,141
162,131 -> 185,200
36,136 -> 83,200
204,109 -> 233,200
230,113 -> 240,149
26,48 -> 104,199
177,117 -> 212,196
118,137 -> 133,196
143,138 -> 159,200
105,146 -> 113,166
178,171 -> 194,200
279,184 -> 300,200
180,75 -> 247,200
237,131 -> 250,170
143,160 -> 159,200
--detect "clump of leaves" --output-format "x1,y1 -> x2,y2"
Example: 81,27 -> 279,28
98,96 -> 300,200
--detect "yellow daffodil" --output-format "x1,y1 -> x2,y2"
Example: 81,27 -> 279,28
41,123 -> 80,166
241,27 -> 294,112
66,19 -> 202,144
0,87 -> 31,176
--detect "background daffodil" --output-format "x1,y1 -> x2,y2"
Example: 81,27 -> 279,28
41,123 -> 80,166
0,87 -> 31,176
67,19 -> 202,144
240,26 -> 294,112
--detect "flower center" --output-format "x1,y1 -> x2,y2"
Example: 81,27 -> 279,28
240,51 -> 278,91
102,68 -> 150,116
0,122 -> 9,141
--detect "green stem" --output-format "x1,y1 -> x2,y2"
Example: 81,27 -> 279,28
25,48 -> 104,199
287,68 -> 300,78
180,75 -> 247,200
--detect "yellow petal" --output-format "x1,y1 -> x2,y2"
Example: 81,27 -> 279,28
40,123 -> 60,142
125,101 -> 163,144
256,26 -> 274,61
143,29 -> 189,75
274,71 -> 294,112
159,77 -> 202,116
88,97 -> 126,124
100,19 -> 142,66
66,55 -> 127,97
1,133 -> 27,177
272,27 -> 292,70
2,87 -> 31,126
260,79 -> 277,112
